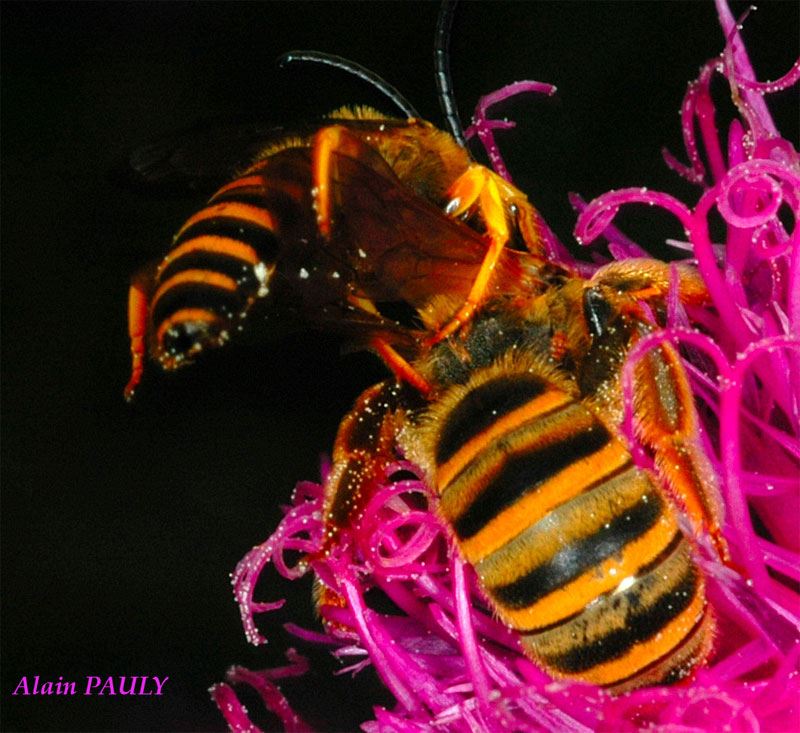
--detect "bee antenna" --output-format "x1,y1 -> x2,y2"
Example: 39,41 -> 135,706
434,0 -> 466,147
278,50 -> 420,120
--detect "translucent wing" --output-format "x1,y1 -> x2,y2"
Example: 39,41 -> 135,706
111,119 -> 289,196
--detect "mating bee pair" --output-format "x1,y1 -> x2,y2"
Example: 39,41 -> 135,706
126,106 -> 727,692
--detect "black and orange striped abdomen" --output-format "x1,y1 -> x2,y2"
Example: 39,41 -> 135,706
413,361 -> 713,692
148,166 -> 288,370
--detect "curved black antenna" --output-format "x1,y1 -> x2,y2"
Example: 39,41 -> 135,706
434,0 -> 466,146
278,50 -> 420,119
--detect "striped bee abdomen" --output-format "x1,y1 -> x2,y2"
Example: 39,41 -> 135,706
421,362 -> 713,692
150,173 -> 283,369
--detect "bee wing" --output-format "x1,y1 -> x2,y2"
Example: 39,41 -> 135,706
111,119 -> 290,196
316,140 -> 536,333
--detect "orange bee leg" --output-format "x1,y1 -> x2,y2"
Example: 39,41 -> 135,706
319,381 -> 403,549
590,262 -> 725,559
312,576 -> 350,635
515,194 -> 547,262
342,293 -> 432,396
311,125 -> 377,240
311,126 -> 339,239
427,166 -> 511,345
370,337 -> 432,396
631,339 -> 730,563
312,381 -> 403,622
591,258 -> 710,307
124,278 -> 150,402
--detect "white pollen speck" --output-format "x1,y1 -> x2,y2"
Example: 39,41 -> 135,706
254,262 -> 271,296
615,575 -> 636,593
358,248 -> 367,258
299,268 -> 310,279
445,198 -> 461,215
332,271 -> 340,279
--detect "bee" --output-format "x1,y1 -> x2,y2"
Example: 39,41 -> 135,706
126,105 -> 728,693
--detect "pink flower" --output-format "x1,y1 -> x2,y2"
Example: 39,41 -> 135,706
213,2 -> 799,730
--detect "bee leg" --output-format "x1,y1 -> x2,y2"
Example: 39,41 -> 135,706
320,381 -> 403,548
515,194 -> 547,261
314,381 -> 402,621
427,166 -> 511,344
587,262 -> 726,559
591,259 -> 710,307
311,124 -> 388,240
631,338 -> 730,563
587,267 -> 728,561
124,276 -> 150,401
370,338 -> 433,396
310,126 -> 344,239
343,293 -> 432,395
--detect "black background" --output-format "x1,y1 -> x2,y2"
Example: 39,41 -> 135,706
2,2 -> 797,731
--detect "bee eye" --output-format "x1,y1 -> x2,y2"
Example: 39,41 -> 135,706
583,288 -> 612,339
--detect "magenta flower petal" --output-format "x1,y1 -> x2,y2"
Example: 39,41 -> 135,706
465,80 -> 557,184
